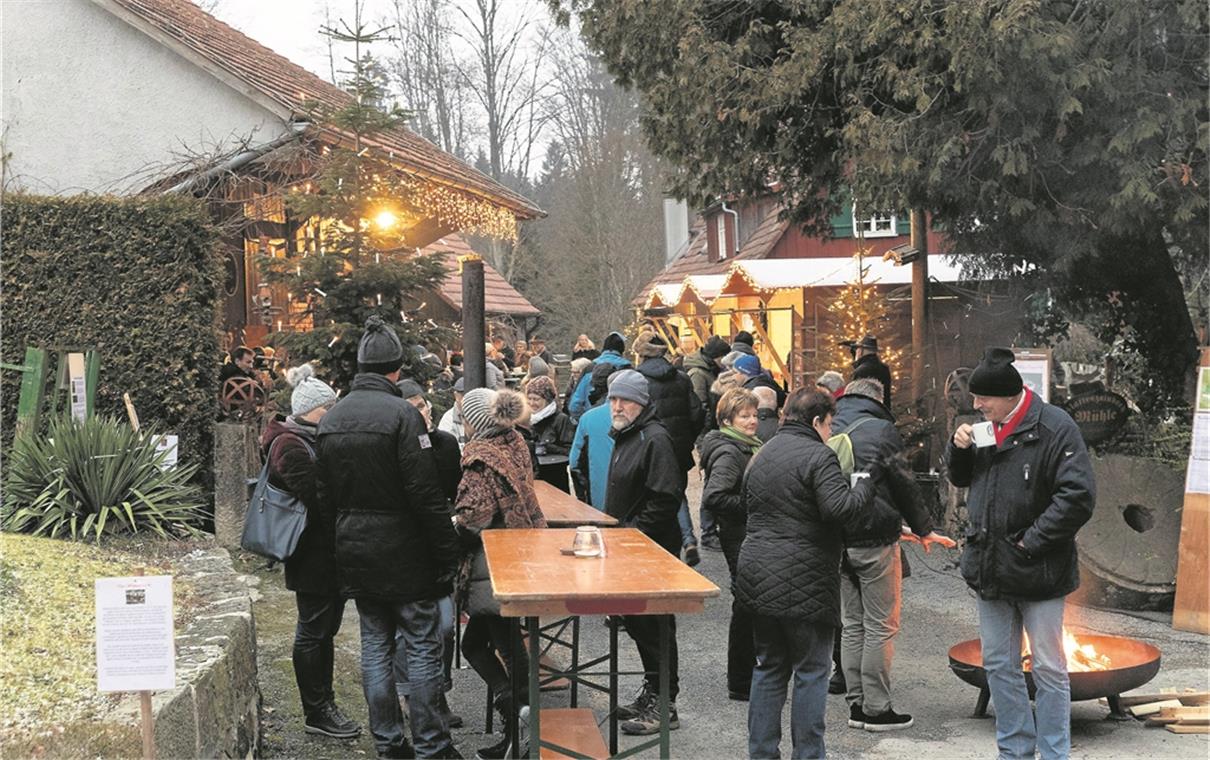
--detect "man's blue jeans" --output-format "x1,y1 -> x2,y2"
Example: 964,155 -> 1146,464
355,597 -> 452,757
977,596 -> 1070,760
748,615 -> 833,759
395,595 -> 456,696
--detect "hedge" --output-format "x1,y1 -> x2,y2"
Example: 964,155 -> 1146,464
2,194 -> 222,497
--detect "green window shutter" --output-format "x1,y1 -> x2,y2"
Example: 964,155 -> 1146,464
830,207 -> 854,238
896,214 -> 911,236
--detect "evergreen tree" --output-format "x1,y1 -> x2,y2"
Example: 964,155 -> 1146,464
822,248 -> 903,381
261,12 -> 449,389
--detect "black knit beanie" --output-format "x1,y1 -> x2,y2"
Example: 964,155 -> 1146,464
702,335 -> 730,360
357,316 -> 404,374
733,330 -> 755,347
968,347 -> 1024,397
603,331 -> 626,353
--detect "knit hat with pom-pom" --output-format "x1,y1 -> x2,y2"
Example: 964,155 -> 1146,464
287,363 -> 338,416
461,387 -> 529,437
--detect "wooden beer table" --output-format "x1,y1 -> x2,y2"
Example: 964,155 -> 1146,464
533,480 -> 619,528
483,528 -> 719,758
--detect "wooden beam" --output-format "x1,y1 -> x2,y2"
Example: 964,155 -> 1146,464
748,317 -> 791,382
14,347 -> 49,438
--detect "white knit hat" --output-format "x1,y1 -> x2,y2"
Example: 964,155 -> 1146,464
287,364 -> 337,416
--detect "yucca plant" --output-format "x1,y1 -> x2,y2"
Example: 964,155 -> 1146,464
2,415 -> 206,541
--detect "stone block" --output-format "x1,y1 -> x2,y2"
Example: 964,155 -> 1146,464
213,422 -> 261,548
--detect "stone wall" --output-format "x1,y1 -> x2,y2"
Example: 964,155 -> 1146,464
214,422 -> 262,549
107,548 -> 260,758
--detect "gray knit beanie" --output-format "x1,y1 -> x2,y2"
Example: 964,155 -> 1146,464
607,369 -> 649,406
395,378 -> 425,400
528,355 -> 551,377
357,316 -> 404,371
461,387 -> 528,437
287,364 -> 337,416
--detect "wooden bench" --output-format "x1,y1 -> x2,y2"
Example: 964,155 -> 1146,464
538,708 -> 608,759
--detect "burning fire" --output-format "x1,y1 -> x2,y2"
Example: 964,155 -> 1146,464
1021,628 -> 1112,672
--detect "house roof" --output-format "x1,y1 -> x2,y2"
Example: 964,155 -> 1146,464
633,210 -> 790,305
718,255 -> 975,295
95,0 -> 542,219
420,234 -> 540,317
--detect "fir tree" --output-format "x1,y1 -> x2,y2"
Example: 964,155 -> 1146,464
261,10 -> 449,389
823,247 -> 903,383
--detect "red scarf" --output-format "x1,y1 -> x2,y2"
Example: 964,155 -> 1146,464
994,389 -> 1033,447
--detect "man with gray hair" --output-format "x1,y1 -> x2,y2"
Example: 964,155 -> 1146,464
830,377 -> 955,732
815,370 -> 846,398
604,369 -> 685,735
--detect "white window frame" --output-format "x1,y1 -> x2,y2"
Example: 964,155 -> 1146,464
852,207 -> 897,238
715,214 -> 729,260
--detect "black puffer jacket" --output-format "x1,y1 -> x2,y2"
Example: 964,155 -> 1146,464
734,421 -> 876,625
699,430 -> 758,527
946,392 -> 1095,602
755,409 -> 779,443
831,393 -> 934,547
636,356 -> 704,472
605,406 -> 683,556
262,415 -> 335,594
317,373 -> 459,601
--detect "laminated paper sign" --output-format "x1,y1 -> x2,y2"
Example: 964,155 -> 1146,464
95,576 -> 175,692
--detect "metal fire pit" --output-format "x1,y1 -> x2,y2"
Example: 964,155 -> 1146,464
948,634 -> 1161,719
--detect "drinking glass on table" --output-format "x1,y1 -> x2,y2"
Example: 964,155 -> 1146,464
572,526 -> 604,557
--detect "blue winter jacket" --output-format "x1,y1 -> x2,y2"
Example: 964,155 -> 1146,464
569,404 -> 614,510
567,350 -> 631,418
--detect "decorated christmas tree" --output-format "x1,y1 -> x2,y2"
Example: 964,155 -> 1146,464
821,247 -> 904,383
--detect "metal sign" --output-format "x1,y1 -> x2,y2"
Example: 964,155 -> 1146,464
1063,390 -> 1130,446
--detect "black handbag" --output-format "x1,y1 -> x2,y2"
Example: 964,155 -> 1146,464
240,435 -> 313,561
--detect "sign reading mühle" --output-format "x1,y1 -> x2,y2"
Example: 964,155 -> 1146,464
1063,390 -> 1130,446
95,576 -> 175,692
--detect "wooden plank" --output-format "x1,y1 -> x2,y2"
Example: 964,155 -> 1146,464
1174,347 -> 1210,634
1145,707 -> 1210,725
1165,723 -> 1210,734
747,317 -> 791,384
14,347 -> 48,438
539,708 -> 609,759
1129,699 -> 1184,717
533,481 -> 618,528
1110,691 -> 1210,708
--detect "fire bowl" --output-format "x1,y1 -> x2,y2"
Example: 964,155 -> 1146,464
948,634 -> 1161,716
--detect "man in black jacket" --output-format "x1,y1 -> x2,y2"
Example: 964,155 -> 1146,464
831,378 -> 954,732
632,330 -> 705,565
848,335 -> 893,407
317,317 -> 461,759
946,348 -> 1094,760
604,370 -> 685,736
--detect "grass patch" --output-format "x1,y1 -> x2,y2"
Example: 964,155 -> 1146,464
0,533 -> 203,756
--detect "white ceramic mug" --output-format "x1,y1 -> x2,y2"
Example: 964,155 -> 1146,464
971,421 -> 996,448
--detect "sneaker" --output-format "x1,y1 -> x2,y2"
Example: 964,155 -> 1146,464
683,544 -> 701,567
863,708 -> 913,732
476,704 -> 528,759
700,534 -> 723,551
305,702 -> 361,739
827,672 -> 846,695
378,741 -> 416,759
847,704 -> 867,729
615,686 -> 655,721
620,701 -> 680,735
439,692 -> 464,729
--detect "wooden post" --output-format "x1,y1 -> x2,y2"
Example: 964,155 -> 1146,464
460,255 -> 487,391
910,210 -> 929,402
134,566 -> 156,760
1173,347 -> 1210,634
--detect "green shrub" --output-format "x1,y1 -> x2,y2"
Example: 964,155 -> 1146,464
2,416 -> 206,541
1,193 -> 221,494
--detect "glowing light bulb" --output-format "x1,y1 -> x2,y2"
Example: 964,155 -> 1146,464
373,209 -> 398,230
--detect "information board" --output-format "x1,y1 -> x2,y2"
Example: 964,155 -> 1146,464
1012,347 -> 1052,403
96,575 -> 175,692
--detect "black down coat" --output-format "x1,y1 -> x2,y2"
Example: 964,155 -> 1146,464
635,356 -> 705,472
946,393 -> 1095,602
830,393 -> 934,547
699,430 -> 757,527
734,420 -> 876,626
317,373 -> 460,601
605,405 -> 683,556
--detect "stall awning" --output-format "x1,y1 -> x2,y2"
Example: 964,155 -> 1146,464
718,255 -> 973,296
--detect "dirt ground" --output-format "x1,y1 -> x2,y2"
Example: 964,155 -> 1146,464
242,473 -> 1210,759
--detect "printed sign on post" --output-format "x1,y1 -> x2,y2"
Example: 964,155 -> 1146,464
152,435 -> 179,470
95,576 -> 175,692
67,352 -> 88,422
1012,348 -> 1052,403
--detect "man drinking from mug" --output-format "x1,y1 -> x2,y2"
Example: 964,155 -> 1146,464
946,347 -> 1095,760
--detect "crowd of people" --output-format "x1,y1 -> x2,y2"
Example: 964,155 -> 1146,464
259,318 -> 1096,760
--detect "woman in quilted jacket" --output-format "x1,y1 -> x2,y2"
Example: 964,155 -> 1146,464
454,387 -> 546,759
699,388 -> 762,702
735,388 -> 879,759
